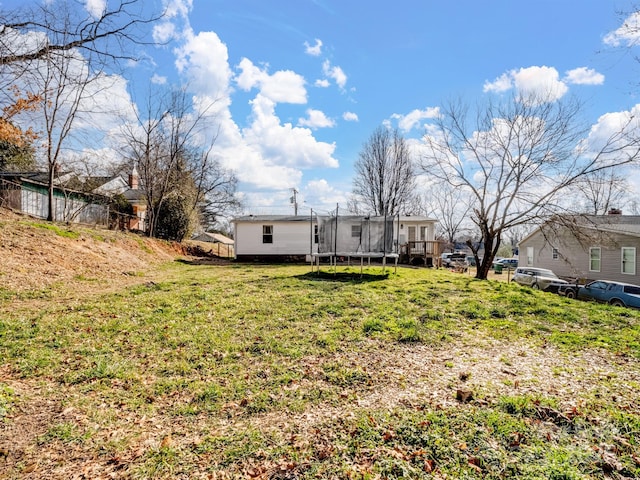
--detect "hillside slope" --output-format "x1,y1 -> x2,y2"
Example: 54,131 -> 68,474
0,208 -> 187,294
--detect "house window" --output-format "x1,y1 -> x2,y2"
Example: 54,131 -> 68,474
526,247 -> 534,266
351,225 -> 361,238
314,225 -> 319,244
262,225 -> 273,244
552,248 -> 559,260
589,247 -> 601,272
419,226 -> 426,240
622,247 -> 636,275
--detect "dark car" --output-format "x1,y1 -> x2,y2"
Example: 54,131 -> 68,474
559,280 -> 640,308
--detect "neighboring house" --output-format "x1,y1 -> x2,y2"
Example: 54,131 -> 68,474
0,172 -> 109,225
0,168 -> 148,231
91,167 -> 147,232
232,214 -> 439,264
518,213 -> 640,284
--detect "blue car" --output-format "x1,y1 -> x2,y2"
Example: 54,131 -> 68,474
559,280 -> 640,308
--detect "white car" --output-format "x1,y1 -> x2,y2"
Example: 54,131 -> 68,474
441,252 -> 467,267
512,267 -> 568,292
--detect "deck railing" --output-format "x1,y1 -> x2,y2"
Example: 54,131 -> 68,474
400,240 -> 443,258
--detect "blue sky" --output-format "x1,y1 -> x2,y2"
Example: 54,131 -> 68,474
6,0 -> 640,216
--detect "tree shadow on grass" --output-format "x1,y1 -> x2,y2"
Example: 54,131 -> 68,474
296,270 -> 390,283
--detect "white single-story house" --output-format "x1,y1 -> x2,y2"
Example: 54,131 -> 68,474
232,214 -> 440,264
518,213 -> 640,284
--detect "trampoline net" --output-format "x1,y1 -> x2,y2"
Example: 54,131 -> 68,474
316,215 -> 397,254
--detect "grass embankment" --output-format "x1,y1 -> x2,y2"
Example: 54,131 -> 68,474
1,262 -> 639,479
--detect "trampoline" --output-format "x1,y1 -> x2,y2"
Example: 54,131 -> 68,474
309,207 -> 400,274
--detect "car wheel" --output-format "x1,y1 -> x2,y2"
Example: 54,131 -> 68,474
532,283 -> 540,290
610,299 -> 625,307
565,290 -> 576,299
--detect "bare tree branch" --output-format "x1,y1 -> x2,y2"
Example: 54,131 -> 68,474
351,126 -> 416,216
420,92 -> 640,279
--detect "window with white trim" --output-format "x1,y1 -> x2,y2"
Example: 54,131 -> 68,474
589,247 -> 601,272
262,225 -> 273,244
622,247 -> 636,275
351,224 -> 361,238
526,247 -> 534,266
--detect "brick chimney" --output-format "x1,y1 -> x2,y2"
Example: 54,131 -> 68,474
128,166 -> 139,189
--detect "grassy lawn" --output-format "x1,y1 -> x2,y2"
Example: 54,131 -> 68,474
1,262 -> 639,479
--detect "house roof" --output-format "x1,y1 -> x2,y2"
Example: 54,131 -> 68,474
233,215 -> 313,223
233,214 -> 437,223
0,171 -> 110,200
192,232 -> 234,244
519,215 -> 640,246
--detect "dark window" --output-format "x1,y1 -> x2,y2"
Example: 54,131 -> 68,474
263,225 -> 273,244
552,248 -> 558,260
314,225 -> 319,244
624,285 -> 640,295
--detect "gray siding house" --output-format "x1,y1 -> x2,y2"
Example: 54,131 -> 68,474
518,215 -> 640,284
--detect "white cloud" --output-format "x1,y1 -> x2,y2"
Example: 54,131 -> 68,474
84,0 -> 105,18
153,22 -> 177,43
303,178 -> 348,212
484,66 -> 569,102
170,29 -> 338,191
604,11 -> 640,47
151,74 -> 167,85
243,94 -> 338,169
163,0 -> 193,18
304,38 -> 323,56
236,58 -> 307,104
563,67 -> 605,85
175,31 -> 233,98
153,0 -> 194,43
390,107 -> 440,133
343,111 -> 359,122
315,79 -> 330,88
298,109 -> 335,129
483,72 -> 512,93
582,103 -> 640,164
322,60 -> 347,89
512,66 -> 568,101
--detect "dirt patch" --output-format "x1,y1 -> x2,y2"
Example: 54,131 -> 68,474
0,208 -> 202,295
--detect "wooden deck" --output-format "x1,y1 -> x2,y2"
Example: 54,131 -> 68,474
399,240 -> 444,266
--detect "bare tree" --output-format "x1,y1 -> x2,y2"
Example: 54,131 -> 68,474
34,48 -> 96,221
351,126 -> 415,216
0,1 -> 159,66
572,168 -> 630,215
189,140 -> 241,229
0,0 -> 161,220
122,88 -> 238,239
416,182 -> 473,252
420,93 -> 640,279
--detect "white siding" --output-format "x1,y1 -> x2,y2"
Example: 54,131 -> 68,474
235,221 -> 317,256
